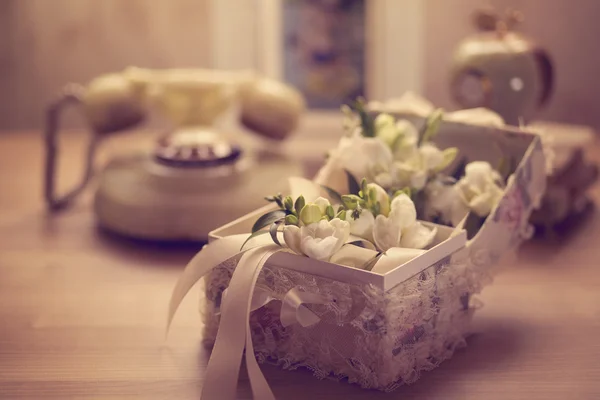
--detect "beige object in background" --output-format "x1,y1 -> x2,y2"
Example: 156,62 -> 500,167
449,7 -> 553,126
44,67 -> 306,241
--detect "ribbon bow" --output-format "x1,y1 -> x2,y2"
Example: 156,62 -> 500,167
167,234 -> 328,400
218,286 -> 328,328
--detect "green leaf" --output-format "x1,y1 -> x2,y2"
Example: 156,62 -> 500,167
335,209 -> 347,220
434,147 -> 459,172
269,221 -> 283,246
373,201 -> 381,216
294,195 -> 305,214
349,98 -> 375,138
346,239 -> 376,250
251,210 -> 287,233
419,108 -> 444,145
264,194 -> 284,209
240,230 -> 270,251
345,169 -> 361,195
360,178 -> 369,196
320,185 -> 343,205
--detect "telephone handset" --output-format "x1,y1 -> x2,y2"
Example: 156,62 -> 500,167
45,67 -> 306,241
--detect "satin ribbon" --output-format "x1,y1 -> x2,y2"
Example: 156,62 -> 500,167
167,234 -> 328,400
218,286 -> 328,328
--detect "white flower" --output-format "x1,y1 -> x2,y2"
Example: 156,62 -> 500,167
333,133 -> 394,187
426,161 -> 504,226
424,178 -> 468,226
366,183 -> 391,216
283,218 -> 350,261
456,161 -> 504,217
313,197 -> 331,214
372,194 -> 437,252
374,113 -> 399,147
392,120 -> 420,160
345,209 -> 375,242
393,144 -> 458,191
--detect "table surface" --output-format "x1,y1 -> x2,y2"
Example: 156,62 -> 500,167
1,129 -> 600,400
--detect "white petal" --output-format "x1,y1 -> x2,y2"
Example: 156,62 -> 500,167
305,219 -> 334,239
389,193 -> 417,228
314,197 -> 331,214
464,161 -> 494,189
374,172 -> 393,189
374,113 -> 396,130
396,119 -> 419,144
283,225 -> 303,255
301,235 -> 340,261
410,170 -> 428,190
329,218 -> 351,246
373,214 -> 402,252
346,210 -> 375,242
419,143 -> 444,170
339,136 -> 393,182
362,138 -> 394,164
367,183 -> 391,216
400,222 -> 437,249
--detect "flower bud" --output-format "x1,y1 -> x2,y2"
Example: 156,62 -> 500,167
285,214 -> 299,226
366,183 -> 390,216
300,204 -> 323,225
421,108 -> 444,144
325,205 -> 335,219
375,113 -> 401,147
342,194 -> 362,210
294,195 -> 305,214
284,196 -> 294,211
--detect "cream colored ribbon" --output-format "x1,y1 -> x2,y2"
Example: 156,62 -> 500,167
218,286 -> 327,328
167,234 -> 329,400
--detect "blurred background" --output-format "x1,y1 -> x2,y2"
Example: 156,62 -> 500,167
1,0 -> 599,131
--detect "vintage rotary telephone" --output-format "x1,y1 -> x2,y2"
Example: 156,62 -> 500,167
44,67 -> 306,241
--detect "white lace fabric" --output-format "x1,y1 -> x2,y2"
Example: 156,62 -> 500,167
201,248 -> 500,391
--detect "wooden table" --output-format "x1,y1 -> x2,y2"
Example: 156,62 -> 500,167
1,130 -> 600,400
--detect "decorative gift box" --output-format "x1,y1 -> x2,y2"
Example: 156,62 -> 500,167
168,100 -> 546,400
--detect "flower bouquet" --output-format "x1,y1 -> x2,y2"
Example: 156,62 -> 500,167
168,94 -> 547,400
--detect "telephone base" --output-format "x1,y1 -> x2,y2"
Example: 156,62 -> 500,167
93,150 -> 303,242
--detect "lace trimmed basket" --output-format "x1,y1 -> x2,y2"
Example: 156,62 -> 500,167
194,114 -> 546,393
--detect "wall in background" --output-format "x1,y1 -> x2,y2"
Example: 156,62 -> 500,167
424,0 -> 600,130
2,0 -> 600,132
0,0 -> 210,130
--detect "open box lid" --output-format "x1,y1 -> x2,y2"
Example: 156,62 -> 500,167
378,112 -> 547,261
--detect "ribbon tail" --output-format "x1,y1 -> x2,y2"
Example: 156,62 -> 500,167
216,287 -> 275,316
201,245 -> 281,400
166,235 -> 248,338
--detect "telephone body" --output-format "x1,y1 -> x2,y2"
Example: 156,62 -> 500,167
45,67 -> 306,241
